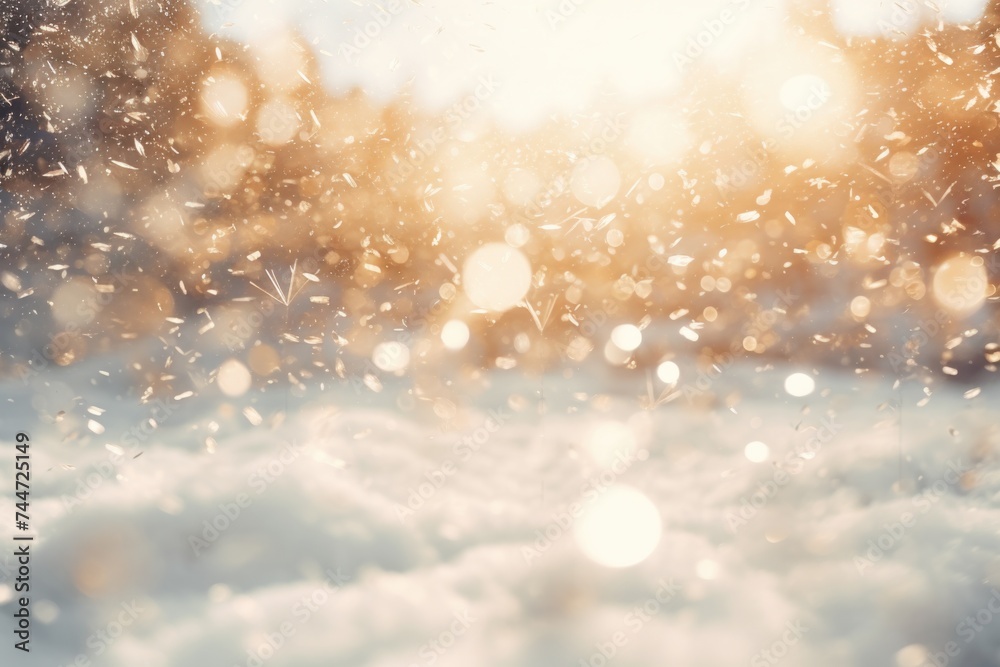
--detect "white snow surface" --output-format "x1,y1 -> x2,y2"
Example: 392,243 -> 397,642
1,351 -> 999,667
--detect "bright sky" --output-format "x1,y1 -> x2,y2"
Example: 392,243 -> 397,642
202,0 -> 989,130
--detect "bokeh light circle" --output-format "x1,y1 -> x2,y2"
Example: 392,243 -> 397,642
574,485 -> 662,568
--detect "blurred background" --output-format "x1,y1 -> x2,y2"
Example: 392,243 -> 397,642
1,0 -> 998,391
1,0 -> 1000,666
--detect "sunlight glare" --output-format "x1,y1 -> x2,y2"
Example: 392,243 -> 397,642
574,485 -> 662,568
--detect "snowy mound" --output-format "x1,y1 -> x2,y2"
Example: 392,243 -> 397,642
2,356 -> 999,667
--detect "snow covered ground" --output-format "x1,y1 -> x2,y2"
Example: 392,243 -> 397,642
1,349 -> 999,667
